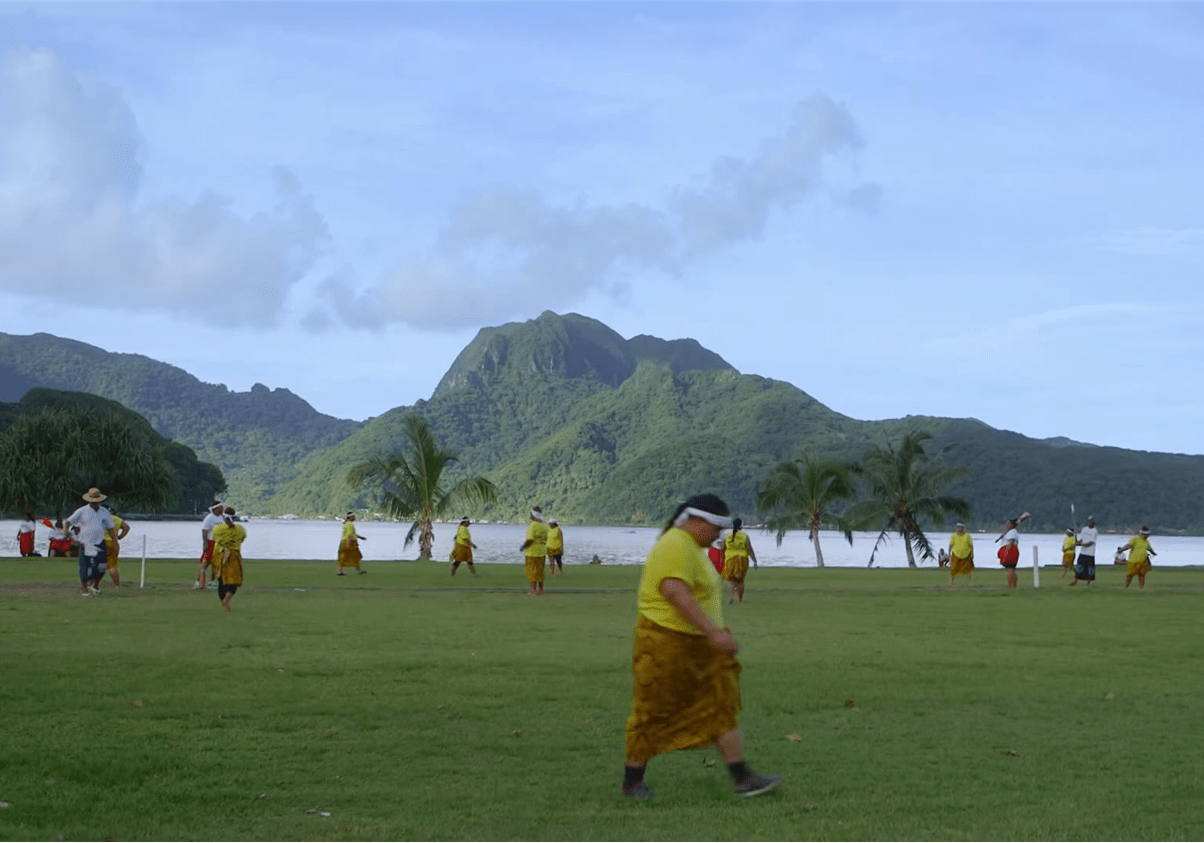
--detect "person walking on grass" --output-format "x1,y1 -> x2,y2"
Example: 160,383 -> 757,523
337,513 -> 366,576
213,508 -> 247,612
547,518 -> 564,575
101,508 -> 131,588
622,494 -> 781,801
1120,526 -> 1156,590
450,517 -> 479,577
1071,517 -> 1099,587
1061,528 -> 1077,577
64,488 -> 118,598
947,522 -> 974,586
997,518 -> 1021,589
196,499 -> 225,590
719,518 -> 757,604
520,505 -> 548,595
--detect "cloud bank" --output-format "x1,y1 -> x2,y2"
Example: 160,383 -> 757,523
325,94 -> 880,330
0,46 -> 328,327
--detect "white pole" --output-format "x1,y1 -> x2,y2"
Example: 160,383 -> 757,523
140,534 -> 146,588
1032,545 -> 1040,588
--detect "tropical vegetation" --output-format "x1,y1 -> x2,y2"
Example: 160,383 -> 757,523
844,430 -> 971,567
756,454 -> 858,567
345,415 -> 497,559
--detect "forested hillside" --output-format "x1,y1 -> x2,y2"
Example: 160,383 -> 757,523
0,332 -> 362,509
5,315 -> 1203,533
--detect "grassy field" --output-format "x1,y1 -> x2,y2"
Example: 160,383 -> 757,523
2,556 -> 1202,841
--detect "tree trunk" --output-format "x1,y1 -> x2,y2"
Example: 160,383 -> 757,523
904,532 -> 918,568
419,518 -> 435,560
811,528 -> 825,568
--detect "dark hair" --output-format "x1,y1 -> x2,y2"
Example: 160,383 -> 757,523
731,517 -> 743,540
662,493 -> 730,535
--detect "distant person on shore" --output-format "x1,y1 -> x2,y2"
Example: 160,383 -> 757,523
547,518 -> 564,575
947,522 -> 974,586
450,517 -> 478,577
65,488 -> 118,597
937,548 -> 950,568
1071,517 -> 1099,587
719,518 -> 757,604
196,499 -> 225,590
213,507 -> 247,611
520,505 -> 548,595
102,508 -> 131,588
1120,526 -> 1155,589
621,493 -> 781,800
42,517 -> 74,557
17,512 -> 39,557
337,512 -> 366,575
997,518 -> 1020,588
1061,528 -> 1077,577
1113,546 -> 1128,566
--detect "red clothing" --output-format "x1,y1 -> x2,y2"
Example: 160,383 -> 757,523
707,546 -> 724,574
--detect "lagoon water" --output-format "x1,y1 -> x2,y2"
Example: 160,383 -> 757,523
4,519 -> 1201,569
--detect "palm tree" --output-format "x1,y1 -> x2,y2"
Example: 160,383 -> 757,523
345,415 -> 497,559
844,430 -> 970,568
756,455 -> 858,568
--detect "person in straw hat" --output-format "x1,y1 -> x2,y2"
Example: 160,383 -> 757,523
64,488 -> 119,597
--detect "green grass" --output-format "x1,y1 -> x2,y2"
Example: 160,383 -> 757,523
2,558 -> 1203,841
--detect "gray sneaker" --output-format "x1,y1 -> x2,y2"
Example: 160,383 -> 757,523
621,781 -> 655,799
734,772 -> 782,798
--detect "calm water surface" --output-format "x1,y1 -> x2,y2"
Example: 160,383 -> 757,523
5,519 -> 1201,568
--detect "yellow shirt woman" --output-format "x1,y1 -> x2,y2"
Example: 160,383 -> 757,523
1125,535 -> 1153,576
212,522 -> 247,587
638,527 -> 724,635
722,530 -> 750,582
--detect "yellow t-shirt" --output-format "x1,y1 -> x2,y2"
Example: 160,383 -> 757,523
637,527 -> 723,635
455,525 -> 472,547
104,515 -> 124,550
213,522 -> 246,551
723,530 -> 749,561
341,521 -> 358,545
949,532 -> 973,558
1062,535 -> 1076,553
1128,535 -> 1151,564
525,521 -> 548,557
547,525 -> 563,553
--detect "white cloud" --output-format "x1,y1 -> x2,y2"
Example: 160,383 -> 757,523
0,45 -> 329,326
324,93 -> 880,331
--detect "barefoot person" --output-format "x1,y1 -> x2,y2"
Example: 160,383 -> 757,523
1061,528 -> 1077,577
1120,526 -> 1155,590
947,522 -> 974,586
1071,517 -> 1099,587
450,517 -> 479,577
997,518 -> 1020,589
547,519 -> 564,575
520,506 -> 548,595
212,508 -> 247,612
719,518 -> 757,604
622,494 -> 781,800
337,513 -> 366,575
196,499 -> 225,589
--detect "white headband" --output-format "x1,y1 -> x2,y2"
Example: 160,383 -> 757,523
673,507 -> 733,530
530,510 -> 543,521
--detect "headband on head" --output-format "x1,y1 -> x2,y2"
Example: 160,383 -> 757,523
673,507 -> 733,530
530,509 -> 543,521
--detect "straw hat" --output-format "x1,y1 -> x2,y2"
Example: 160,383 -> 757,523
82,487 -> 106,502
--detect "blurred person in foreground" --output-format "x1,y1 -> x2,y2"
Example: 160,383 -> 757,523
621,493 -> 781,800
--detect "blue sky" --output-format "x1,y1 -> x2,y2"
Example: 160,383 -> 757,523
3,3 -> 1202,455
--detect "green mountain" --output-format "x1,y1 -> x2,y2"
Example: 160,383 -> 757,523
1,388 -> 225,515
4,314 -> 1203,533
0,332 -> 363,509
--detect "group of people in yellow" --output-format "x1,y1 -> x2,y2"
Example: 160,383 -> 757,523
947,517 -> 1157,588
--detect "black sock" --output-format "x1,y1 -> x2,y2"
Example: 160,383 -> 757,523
623,765 -> 646,787
728,761 -> 749,780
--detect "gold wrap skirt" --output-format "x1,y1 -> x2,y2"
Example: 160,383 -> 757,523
451,543 -> 473,563
524,554 -> 546,584
624,615 -> 742,763
219,548 -> 244,587
338,541 -> 362,569
949,553 -> 974,577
